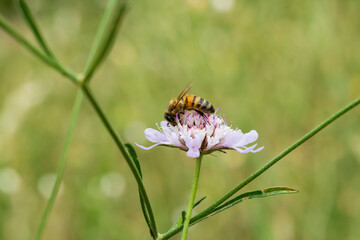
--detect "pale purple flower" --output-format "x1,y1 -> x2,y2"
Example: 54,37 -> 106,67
136,110 -> 264,158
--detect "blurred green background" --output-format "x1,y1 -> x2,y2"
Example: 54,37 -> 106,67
0,0 -> 360,239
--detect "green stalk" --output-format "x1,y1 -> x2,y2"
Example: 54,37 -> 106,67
82,0 -> 127,83
35,90 -> 83,240
81,85 -> 158,238
181,155 -> 203,240
19,0 -> 55,58
162,96 -> 360,239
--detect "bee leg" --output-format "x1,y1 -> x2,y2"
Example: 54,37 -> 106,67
176,112 -> 185,124
193,110 -> 212,125
194,109 -> 204,116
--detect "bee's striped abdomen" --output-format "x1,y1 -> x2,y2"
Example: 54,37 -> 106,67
185,95 -> 215,114
201,100 -> 215,113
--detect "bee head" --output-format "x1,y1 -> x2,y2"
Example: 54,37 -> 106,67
164,112 -> 176,125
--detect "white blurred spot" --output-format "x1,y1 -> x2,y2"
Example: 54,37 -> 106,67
37,173 -> 64,199
0,80 -> 51,153
0,168 -> 21,194
100,172 -> 126,198
123,120 -> 147,144
210,0 -> 235,12
52,8 -> 81,45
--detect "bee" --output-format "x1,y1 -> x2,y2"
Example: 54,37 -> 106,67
164,83 -> 215,126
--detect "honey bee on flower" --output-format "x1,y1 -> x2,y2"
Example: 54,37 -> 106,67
136,84 -> 263,158
164,82 -> 215,126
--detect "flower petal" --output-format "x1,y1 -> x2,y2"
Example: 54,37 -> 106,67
186,149 -> 200,158
184,134 -> 204,158
135,142 -> 162,150
235,130 -> 259,147
144,128 -> 168,143
160,121 -> 170,128
251,146 -> 264,153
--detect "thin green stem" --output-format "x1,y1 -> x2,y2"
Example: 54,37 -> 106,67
0,14 -> 79,84
35,90 -> 83,240
162,96 -> 360,239
81,85 -> 158,238
19,0 -> 55,58
181,155 -> 203,240
82,0 -> 127,83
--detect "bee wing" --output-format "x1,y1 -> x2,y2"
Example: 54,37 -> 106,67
173,82 -> 192,109
176,82 -> 192,101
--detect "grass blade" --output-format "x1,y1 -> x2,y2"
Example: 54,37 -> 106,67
193,196 -> 206,209
18,0 -> 55,58
83,0 -> 128,83
204,187 -> 298,220
170,197 -> 206,230
125,143 -> 142,177
125,143 -> 153,237
35,90 -> 83,240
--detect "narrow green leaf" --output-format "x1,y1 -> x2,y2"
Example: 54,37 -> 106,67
125,143 -> 152,235
170,211 -> 186,231
165,187 -> 297,239
125,142 -> 138,160
83,0 -> 128,83
138,190 -> 152,236
262,187 -> 299,195
193,196 -> 206,209
170,196 -> 206,231
125,143 -> 142,177
208,187 -> 298,218
181,211 -> 186,224
174,187 -> 298,232
35,90 -> 83,240
18,0 -> 54,57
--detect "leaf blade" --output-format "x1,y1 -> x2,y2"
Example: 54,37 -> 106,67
198,187 -> 298,223
125,143 -> 153,236
83,0 -> 128,83
217,187 -> 298,215
193,196 -> 206,209
18,0 -> 55,57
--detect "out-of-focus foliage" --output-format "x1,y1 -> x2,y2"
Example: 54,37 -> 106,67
0,0 -> 359,239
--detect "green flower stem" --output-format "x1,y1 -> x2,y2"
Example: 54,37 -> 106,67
35,90 -> 83,240
0,15 -> 79,85
19,0 -> 55,58
81,85 -> 158,238
181,155 -> 203,240
162,96 -> 360,239
83,0 -> 127,84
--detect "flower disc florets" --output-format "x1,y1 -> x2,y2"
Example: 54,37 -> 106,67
136,110 -> 264,158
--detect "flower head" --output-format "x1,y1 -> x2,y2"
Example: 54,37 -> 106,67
136,110 -> 264,158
